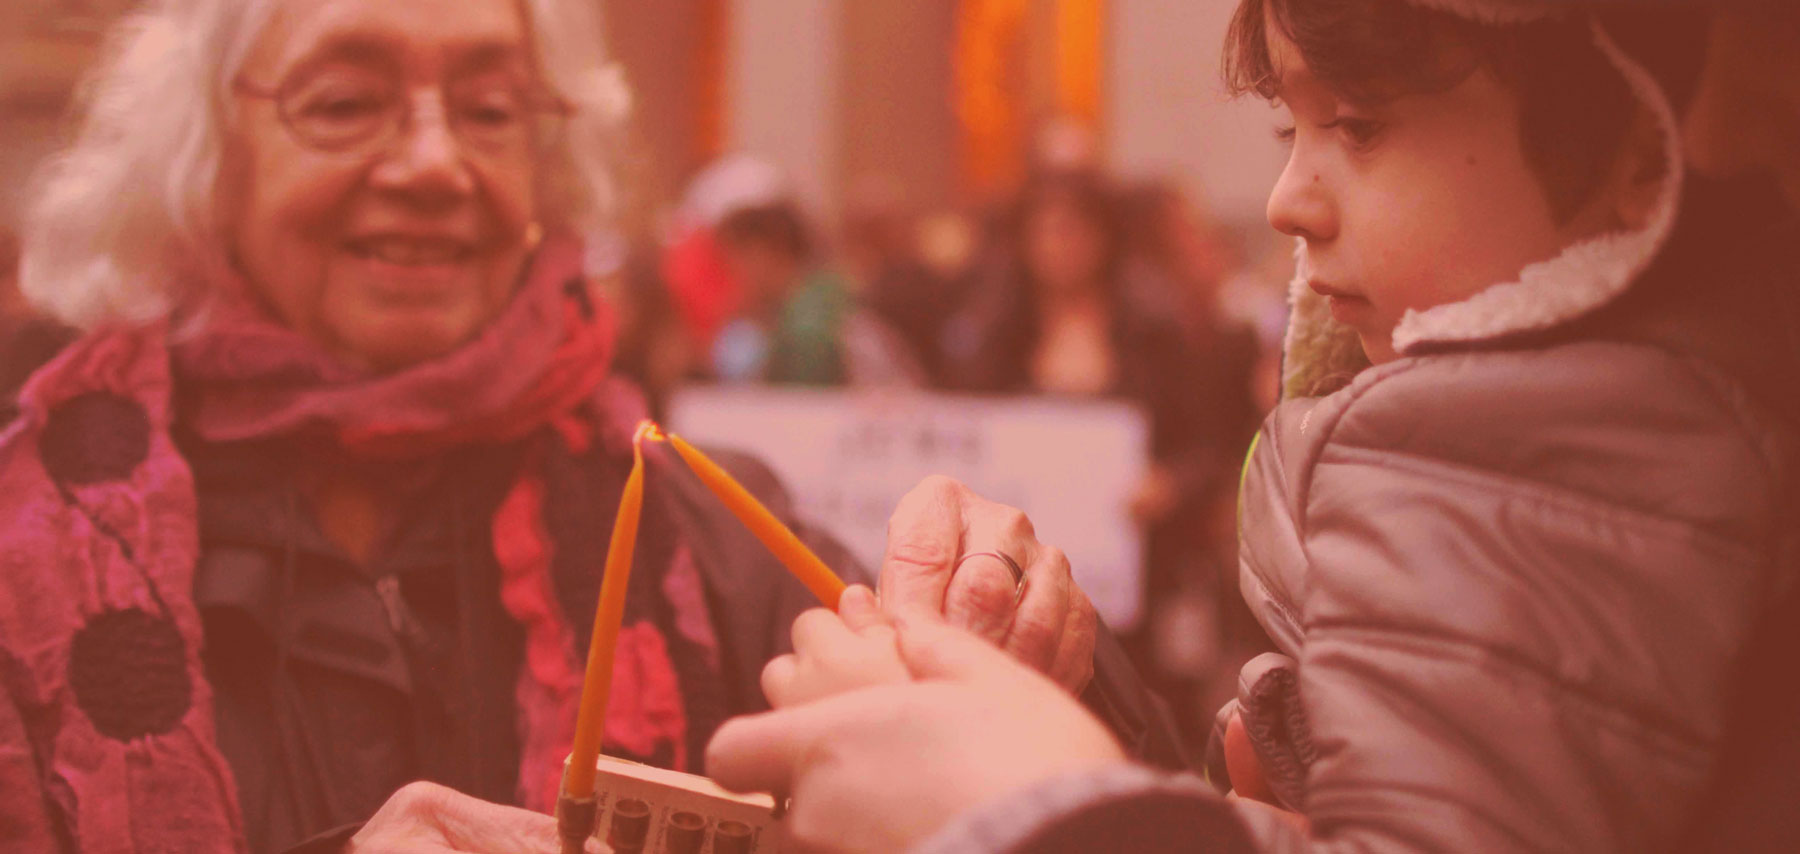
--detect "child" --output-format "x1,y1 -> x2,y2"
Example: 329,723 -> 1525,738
705,2 -> 1797,852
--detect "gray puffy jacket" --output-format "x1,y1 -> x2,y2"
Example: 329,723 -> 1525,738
912,3 -> 1800,852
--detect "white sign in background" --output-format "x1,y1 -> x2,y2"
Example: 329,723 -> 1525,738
668,387 -> 1150,629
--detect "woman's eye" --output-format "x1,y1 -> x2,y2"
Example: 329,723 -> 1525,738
293,82 -> 390,121
459,100 -> 521,127
454,87 -> 525,127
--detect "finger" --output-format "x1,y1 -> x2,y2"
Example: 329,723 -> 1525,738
1224,710 -> 1279,805
877,477 -> 967,618
942,504 -> 1038,642
893,614 -> 1038,686
706,708 -> 822,795
1048,587 -> 1098,692
1001,546 -> 1071,674
789,607 -> 853,656
398,782 -> 570,853
837,584 -> 888,632
761,654 -> 800,708
941,554 -> 1019,643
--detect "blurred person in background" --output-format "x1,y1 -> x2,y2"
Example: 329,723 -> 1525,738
1117,180 -> 1267,729
659,153 -> 783,368
837,173 -> 915,291
709,198 -> 924,386
594,234 -> 692,420
662,156 -> 923,388
941,169 -> 1244,701
842,175 -> 970,385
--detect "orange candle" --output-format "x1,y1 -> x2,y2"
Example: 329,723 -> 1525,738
661,429 -> 847,610
563,422 -> 652,800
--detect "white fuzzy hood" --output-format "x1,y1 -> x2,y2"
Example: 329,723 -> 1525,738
1280,11 -> 1686,400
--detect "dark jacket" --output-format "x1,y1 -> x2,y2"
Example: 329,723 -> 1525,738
179,428 -> 861,853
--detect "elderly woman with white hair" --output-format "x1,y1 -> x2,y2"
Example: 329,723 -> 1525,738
0,0 -> 1172,847
0,0 -> 881,850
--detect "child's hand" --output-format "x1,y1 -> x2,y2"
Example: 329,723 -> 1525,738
709,616 -> 1126,853
761,585 -> 912,708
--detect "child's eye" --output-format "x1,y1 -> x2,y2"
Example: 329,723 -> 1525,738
1273,124 -> 1296,144
1324,117 -> 1384,150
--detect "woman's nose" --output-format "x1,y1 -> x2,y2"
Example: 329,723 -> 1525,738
369,92 -> 477,202
1265,155 -> 1336,243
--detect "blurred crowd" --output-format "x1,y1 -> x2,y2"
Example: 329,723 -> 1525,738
583,142 -> 1292,738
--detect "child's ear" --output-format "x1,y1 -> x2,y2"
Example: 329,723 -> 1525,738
1606,106 -> 1669,231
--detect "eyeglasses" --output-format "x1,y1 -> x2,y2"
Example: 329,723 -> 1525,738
234,65 -> 572,158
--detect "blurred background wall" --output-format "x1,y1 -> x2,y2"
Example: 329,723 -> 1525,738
0,0 -> 1286,240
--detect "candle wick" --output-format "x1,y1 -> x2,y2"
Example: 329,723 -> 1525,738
634,420 -> 667,446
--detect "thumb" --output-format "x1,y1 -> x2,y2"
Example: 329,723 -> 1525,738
705,710 -> 811,796
838,584 -> 888,632
893,614 -> 1034,685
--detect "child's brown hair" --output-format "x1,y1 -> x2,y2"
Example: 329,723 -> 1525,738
1224,0 -> 1643,222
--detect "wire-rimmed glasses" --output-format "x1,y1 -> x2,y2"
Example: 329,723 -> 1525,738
234,64 -> 572,159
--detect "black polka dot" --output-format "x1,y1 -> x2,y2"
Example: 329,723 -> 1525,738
565,277 -> 597,320
68,608 -> 191,741
40,392 -> 151,486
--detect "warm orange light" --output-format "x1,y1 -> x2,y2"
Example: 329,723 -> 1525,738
954,0 -> 1108,195
954,0 -> 1029,196
1055,0 -> 1105,127
694,0 -> 729,161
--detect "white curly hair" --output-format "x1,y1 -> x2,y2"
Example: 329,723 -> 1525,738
19,0 -> 630,330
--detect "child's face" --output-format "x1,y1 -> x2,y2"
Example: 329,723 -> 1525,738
1262,18 -> 1612,364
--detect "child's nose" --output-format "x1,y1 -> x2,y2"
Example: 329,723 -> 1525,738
1266,159 -> 1336,243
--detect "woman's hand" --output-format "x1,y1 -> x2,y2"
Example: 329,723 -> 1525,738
707,616 -> 1127,854
346,782 -> 607,853
878,476 -> 1098,693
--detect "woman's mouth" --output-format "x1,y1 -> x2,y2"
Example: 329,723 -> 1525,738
339,235 -> 485,305
344,236 -> 476,266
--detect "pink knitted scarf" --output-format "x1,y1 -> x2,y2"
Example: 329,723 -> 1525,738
0,236 -> 710,853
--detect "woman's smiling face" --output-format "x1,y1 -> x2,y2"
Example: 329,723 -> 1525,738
225,0 -> 547,372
